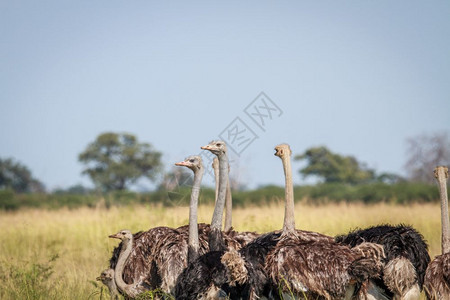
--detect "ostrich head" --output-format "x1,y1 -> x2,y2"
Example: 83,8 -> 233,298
274,143 -> 292,158
96,268 -> 114,284
434,166 -> 449,181
201,140 -> 227,156
109,229 -> 133,242
175,155 -> 203,173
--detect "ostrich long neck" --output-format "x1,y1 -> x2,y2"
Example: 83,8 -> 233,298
107,279 -> 119,300
209,152 -> 228,251
214,157 -> 232,231
213,158 -> 219,204
436,167 -> 450,253
188,166 -> 203,263
282,152 -> 295,232
114,238 -> 136,297
224,167 -> 232,232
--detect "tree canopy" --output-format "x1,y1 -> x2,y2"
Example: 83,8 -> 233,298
0,158 -> 45,193
294,146 -> 376,184
405,132 -> 450,184
79,132 -> 162,191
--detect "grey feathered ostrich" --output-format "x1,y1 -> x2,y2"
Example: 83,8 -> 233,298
108,228 -> 172,292
109,229 -> 149,298
175,155 -> 204,263
201,140 -> 230,252
262,144 -> 385,299
96,268 -> 119,300
424,166 -> 450,299
108,226 -> 212,298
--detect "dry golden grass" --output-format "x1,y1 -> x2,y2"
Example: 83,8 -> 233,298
0,202 -> 441,299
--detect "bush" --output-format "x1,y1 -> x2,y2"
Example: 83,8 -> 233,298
0,189 -> 17,210
0,181 -> 441,210
0,254 -> 59,300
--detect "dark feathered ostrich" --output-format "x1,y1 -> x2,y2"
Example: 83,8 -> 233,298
336,224 -> 430,299
336,203 -> 430,296
424,166 -> 450,299
96,268 -> 119,300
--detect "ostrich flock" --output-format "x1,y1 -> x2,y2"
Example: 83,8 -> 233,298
96,140 -> 449,300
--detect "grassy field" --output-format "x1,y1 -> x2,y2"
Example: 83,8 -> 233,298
0,201 -> 441,299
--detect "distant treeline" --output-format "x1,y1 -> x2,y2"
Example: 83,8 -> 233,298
0,182 -> 439,211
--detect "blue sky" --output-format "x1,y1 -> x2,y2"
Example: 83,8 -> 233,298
1,1 -> 449,190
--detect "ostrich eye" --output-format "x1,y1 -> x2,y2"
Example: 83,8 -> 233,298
216,143 -> 221,147
189,159 -> 194,163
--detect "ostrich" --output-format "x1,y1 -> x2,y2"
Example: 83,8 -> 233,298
109,227 -> 206,297
336,225 -> 430,300
108,226 -> 183,293
96,268 -> 119,300
174,155 -> 204,263
336,208 -> 430,295
262,144 -> 385,299
109,229 -> 150,298
201,140 -> 231,252
424,166 -> 450,299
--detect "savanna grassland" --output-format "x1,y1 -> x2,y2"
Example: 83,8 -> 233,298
0,202 -> 441,300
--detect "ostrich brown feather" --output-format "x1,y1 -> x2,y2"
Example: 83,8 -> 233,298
424,252 -> 450,299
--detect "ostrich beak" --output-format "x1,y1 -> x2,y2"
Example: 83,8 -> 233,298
96,276 -> 102,281
175,161 -> 188,167
201,145 -> 211,150
109,233 -> 120,239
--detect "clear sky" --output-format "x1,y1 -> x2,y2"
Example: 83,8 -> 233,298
1,1 -> 449,191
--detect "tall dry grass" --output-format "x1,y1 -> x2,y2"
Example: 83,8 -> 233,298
0,202 -> 441,299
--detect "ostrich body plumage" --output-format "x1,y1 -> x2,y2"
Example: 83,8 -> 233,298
424,252 -> 450,299
335,224 -> 430,299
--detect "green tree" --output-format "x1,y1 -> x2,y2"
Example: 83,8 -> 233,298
0,158 -> 45,193
294,146 -> 376,184
79,132 -> 162,191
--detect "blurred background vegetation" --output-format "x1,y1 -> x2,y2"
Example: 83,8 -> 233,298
1,131 -> 448,211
